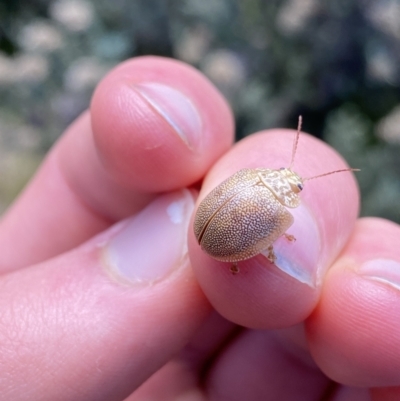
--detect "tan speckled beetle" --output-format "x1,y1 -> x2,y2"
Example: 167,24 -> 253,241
194,117 -> 358,274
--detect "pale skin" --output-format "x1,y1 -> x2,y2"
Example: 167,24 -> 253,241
0,56 -> 399,400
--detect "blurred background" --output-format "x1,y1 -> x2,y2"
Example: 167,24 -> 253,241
0,0 -> 400,221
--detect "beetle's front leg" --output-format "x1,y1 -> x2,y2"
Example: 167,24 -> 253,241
266,245 -> 277,263
283,233 -> 296,242
230,263 -> 240,275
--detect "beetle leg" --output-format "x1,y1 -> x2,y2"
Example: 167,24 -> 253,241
266,245 -> 277,263
230,263 -> 240,275
283,233 -> 296,242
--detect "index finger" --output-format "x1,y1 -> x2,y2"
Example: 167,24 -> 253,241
188,129 -> 359,328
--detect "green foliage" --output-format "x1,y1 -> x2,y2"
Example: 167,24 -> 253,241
0,0 -> 400,220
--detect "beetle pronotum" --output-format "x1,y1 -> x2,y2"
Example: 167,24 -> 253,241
194,117 -> 358,274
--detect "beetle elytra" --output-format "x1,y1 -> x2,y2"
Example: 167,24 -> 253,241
193,117 -> 358,274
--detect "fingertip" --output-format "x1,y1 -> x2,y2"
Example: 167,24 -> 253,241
189,129 -> 359,329
306,218 -> 400,387
91,56 -> 234,192
189,227 -> 318,329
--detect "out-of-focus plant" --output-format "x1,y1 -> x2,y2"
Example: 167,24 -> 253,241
0,0 -> 399,221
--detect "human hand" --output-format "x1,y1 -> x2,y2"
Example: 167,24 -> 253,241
0,56 -> 398,401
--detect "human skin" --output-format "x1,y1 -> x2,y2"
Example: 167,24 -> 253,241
0,56 -> 399,400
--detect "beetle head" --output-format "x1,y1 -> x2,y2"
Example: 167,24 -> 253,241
257,167 -> 303,208
279,168 -> 304,193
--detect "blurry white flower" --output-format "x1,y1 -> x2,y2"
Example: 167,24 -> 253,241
377,105 -> 400,144
0,53 -> 49,85
0,53 -> 14,85
175,25 -> 212,64
50,0 -> 94,32
366,47 -> 397,84
14,54 -> 50,84
64,57 -> 109,92
201,49 -> 246,95
18,20 -> 63,53
367,0 -> 400,40
277,0 -> 318,34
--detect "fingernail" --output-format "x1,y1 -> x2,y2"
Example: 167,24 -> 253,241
261,204 -> 321,287
103,189 -> 195,284
134,82 -> 203,150
359,259 -> 400,291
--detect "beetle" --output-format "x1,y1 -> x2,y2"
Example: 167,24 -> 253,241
193,117 -> 358,274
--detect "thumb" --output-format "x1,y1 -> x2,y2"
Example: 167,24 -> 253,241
0,190 -> 210,401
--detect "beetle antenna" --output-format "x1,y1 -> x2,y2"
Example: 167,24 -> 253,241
289,115 -> 302,169
303,168 -> 360,182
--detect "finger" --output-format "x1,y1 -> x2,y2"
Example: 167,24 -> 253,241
0,190 -> 211,401
205,327 -> 330,401
124,312 -> 237,401
0,56 -> 233,271
189,129 -> 359,328
205,325 -> 371,401
306,217 -> 400,387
